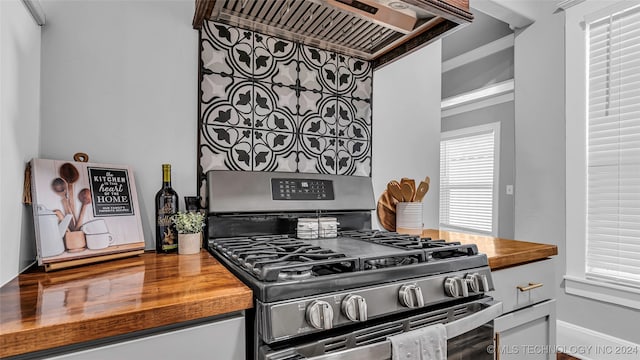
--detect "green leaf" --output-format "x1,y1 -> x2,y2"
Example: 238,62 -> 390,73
171,211 -> 205,234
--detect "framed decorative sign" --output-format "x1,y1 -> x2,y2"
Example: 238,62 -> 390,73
30,158 -> 145,271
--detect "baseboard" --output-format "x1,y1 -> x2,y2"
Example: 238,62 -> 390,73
557,320 -> 640,360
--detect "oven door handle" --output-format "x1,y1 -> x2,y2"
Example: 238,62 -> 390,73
306,301 -> 503,360
445,300 -> 502,338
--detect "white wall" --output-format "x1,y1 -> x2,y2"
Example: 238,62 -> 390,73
371,41 -> 442,230
0,0 -> 42,285
39,0 -> 198,250
502,0 -> 640,346
442,102 -> 515,238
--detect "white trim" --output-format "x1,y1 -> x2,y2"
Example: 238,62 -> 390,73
21,0 -> 45,26
442,34 -> 514,73
441,79 -> 514,110
557,320 -> 640,360
564,275 -> 640,310
557,0 -> 586,11
469,2 -> 534,30
442,92 -> 513,118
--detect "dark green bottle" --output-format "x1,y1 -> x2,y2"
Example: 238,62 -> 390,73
155,164 -> 178,253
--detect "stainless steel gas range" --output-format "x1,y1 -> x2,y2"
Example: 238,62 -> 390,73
206,171 -> 502,360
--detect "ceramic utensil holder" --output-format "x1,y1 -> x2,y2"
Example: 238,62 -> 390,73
396,202 -> 423,235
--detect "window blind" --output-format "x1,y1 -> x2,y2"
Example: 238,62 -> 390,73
439,125 -> 498,234
586,4 -> 640,288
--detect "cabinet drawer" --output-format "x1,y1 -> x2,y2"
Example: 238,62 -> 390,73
489,258 -> 555,314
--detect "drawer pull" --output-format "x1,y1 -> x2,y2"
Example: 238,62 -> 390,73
517,282 -> 543,292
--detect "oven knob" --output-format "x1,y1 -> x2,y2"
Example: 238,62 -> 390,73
399,284 -> 425,308
465,274 -> 480,293
306,300 -> 334,330
474,273 -> 491,292
444,277 -> 469,298
341,294 -> 368,322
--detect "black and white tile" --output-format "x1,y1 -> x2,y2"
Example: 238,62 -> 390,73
200,21 -> 372,177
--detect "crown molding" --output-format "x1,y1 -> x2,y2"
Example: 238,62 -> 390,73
441,79 -> 514,117
442,34 -> 514,73
470,1 -> 534,30
21,0 -> 45,26
557,0 -> 586,11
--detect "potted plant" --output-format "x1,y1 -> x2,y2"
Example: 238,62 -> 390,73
172,211 -> 206,255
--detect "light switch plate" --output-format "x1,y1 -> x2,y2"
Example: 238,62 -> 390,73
506,185 -> 514,195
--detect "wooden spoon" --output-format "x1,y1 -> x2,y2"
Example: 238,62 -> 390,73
59,163 -> 79,223
75,188 -> 92,231
400,178 -> 416,201
408,180 -> 416,201
51,178 -> 74,228
401,183 -> 413,202
53,209 -> 65,221
414,181 -> 430,202
387,181 -> 404,203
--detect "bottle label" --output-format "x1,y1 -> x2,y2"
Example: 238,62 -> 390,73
158,200 -> 178,250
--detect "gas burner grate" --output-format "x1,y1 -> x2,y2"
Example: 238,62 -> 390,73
340,230 -> 479,259
210,235 -> 358,282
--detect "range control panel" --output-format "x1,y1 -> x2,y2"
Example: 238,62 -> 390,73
271,178 -> 335,200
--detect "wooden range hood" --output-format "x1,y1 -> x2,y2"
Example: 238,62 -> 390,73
193,0 -> 473,68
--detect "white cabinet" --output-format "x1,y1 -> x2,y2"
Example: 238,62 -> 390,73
490,258 -> 555,314
490,258 -> 556,360
46,315 -> 245,360
495,300 -> 556,360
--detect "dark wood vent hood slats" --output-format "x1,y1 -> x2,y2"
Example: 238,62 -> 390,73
193,0 -> 473,68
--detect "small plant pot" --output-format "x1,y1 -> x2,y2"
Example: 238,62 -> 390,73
178,233 -> 201,255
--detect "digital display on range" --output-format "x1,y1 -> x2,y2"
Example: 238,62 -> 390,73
271,178 -> 335,200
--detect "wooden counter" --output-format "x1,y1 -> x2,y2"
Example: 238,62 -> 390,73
422,229 -> 558,270
0,250 -> 253,358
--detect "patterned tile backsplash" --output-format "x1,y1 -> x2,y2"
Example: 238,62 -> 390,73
199,21 -> 372,180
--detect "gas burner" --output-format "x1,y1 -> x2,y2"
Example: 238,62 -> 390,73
276,262 -> 314,281
210,235 -> 355,281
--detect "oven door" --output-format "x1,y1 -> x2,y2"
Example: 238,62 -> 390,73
261,298 -> 502,360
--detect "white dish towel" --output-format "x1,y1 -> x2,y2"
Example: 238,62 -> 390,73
388,323 -> 447,360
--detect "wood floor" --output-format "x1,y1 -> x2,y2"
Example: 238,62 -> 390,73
558,353 -> 581,360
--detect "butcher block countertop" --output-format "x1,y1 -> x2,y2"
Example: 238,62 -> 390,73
0,250 -> 253,358
422,229 -> 558,270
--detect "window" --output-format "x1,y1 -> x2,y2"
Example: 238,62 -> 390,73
585,4 -> 640,288
565,0 -> 640,309
439,122 -> 500,235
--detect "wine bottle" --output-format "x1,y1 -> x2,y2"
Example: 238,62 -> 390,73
155,164 -> 179,253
